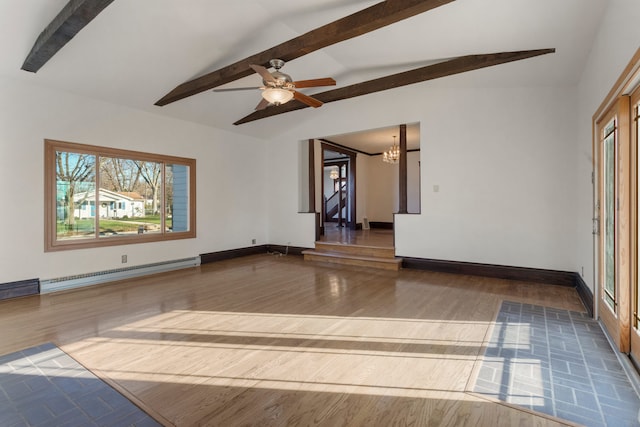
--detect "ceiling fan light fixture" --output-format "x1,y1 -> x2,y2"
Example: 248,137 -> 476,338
261,87 -> 294,105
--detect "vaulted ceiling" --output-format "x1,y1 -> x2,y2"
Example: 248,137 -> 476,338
1,0 -> 608,140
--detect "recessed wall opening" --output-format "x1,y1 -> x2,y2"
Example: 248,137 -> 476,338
298,122 -> 421,238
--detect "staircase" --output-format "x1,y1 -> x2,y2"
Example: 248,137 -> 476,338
325,194 -> 346,220
302,241 -> 403,271
324,185 -> 347,222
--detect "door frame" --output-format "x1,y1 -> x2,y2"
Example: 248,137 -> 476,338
630,84 -> 640,365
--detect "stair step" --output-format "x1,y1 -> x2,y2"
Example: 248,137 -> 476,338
302,250 -> 402,271
313,242 -> 396,259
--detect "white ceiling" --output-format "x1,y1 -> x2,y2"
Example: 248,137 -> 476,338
323,123 -> 421,155
0,0 -> 608,145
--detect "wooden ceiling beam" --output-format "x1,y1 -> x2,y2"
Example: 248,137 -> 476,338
154,0 -> 456,106
234,49 -> 556,125
21,0 -> 115,73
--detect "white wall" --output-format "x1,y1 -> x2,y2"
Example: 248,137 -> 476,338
396,85 -> 577,269
575,0 -> 640,291
267,80 -> 579,271
361,151 -> 421,223
0,76 -> 267,284
364,155 -> 398,223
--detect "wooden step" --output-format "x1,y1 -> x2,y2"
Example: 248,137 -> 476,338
302,249 -> 403,271
313,242 -> 396,259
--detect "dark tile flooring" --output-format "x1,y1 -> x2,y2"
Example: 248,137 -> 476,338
0,343 -> 160,427
474,301 -> 640,427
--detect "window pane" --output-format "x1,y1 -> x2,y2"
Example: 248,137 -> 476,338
166,164 -> 190,232
604,120 -> 616,137
99,157 -> 162,237
603,121 -> 616,310
56,151 -> 96,241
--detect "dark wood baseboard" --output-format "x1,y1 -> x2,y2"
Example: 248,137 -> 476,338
402,257 -> 596,314
200,245 -> 310,264
402,257 -> 576,287
573,273 -> 594,317
200,246 -> 267,264
370,222 -> 394,230
0,278 -> 40,300
266,245 -> 309,256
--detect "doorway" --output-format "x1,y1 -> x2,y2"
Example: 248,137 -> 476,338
300,123 -> 421,243
321,145 -> 356,231
593,49 -> 640,368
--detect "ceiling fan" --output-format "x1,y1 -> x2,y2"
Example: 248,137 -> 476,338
213,59 -> 336,111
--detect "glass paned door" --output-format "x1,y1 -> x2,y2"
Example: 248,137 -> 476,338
594,50 -> 640,360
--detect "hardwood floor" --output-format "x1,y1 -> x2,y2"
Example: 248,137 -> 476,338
320,226 -> 394,247
0,254 -> 585,426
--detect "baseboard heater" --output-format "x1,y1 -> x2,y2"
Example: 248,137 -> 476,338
40,256 -> 200,294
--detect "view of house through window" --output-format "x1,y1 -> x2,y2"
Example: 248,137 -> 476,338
46,140 -> 195,251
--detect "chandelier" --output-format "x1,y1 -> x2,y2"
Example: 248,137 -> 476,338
329,166 -> 339,180
383,136 -> 400,164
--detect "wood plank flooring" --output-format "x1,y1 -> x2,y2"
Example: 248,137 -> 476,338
0,254 -> 586,426
320,226 -> 394,247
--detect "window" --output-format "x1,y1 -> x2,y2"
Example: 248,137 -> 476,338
45,140 -> 196,251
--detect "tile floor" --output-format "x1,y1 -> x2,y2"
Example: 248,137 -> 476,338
474,301 -> 640,427
0,343 -> 159,427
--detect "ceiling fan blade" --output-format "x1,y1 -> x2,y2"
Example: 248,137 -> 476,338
293,77 -> 336,89
213,87 -> 261,92
293,91 -> 323,108
293,78 -> 336,88
255,98 -> 270,111
250,64 -> 276,83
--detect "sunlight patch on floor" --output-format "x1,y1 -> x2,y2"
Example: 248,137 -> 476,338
63,309 -> 492,399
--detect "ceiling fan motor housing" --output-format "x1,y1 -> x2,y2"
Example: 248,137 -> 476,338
266,59 -> 293,87
268,71 -> 292,86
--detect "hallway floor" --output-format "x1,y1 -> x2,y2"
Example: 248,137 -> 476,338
319,225 -> 394,247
